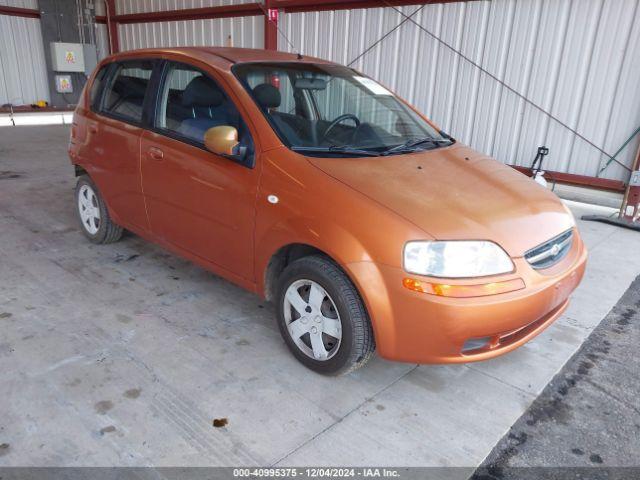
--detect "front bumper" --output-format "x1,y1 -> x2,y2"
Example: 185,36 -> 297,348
346,228 -> 587,364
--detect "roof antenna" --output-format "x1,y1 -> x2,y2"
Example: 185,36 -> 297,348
259,2 -> 303,59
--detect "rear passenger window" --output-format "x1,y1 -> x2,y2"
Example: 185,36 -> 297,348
89,64 -> 110,111
100,61 -> 153,124
156,62 -> 250,149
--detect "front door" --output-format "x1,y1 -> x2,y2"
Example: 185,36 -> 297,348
140,61 -> 259,281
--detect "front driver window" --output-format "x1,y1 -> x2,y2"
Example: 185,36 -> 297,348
156,62 -> 252,153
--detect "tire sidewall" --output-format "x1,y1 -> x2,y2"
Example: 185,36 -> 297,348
75,176 -> 111,244
276,258 -> 360,375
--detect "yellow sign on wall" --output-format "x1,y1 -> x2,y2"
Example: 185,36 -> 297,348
55,75 -> 73,93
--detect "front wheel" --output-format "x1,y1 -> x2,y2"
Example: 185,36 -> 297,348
276,255 -> 375,375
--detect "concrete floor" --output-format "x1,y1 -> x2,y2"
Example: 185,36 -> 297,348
0,125 -> 638,469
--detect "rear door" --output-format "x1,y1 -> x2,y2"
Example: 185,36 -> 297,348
140,60 -> 260,281
87,59 -> 156,233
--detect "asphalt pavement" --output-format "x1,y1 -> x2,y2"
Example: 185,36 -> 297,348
473,275 -> 640,479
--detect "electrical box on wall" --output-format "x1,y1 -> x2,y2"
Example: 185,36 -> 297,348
50,42 -> 85,72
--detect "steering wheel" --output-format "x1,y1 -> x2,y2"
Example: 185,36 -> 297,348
322,114 -> 360,143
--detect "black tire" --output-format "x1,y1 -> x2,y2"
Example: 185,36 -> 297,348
276,255 -> 375,375
75,175 -> 123,244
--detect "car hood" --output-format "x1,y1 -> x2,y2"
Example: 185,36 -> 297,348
306,145 -> 574,257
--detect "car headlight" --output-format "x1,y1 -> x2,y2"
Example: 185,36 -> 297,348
403,241 -> 514,278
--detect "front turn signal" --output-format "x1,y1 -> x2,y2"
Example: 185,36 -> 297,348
402,277 -> 525,298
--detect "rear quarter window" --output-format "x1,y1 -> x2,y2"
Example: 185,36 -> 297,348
89,64 -> 110,111
99,60 -> 154,124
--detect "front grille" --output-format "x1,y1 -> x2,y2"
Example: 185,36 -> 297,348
525,229 -> 573,270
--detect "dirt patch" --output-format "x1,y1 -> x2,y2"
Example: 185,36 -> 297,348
116,314 -> 132,324
123,388 -> 141,399
114,253 -> 140,263
95,400 -> 114,414
0,171 -> 23,180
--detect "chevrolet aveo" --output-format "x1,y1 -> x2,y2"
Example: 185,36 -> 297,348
69,47 -> 587,375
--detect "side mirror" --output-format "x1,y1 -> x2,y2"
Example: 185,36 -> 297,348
204,126 -> 240,156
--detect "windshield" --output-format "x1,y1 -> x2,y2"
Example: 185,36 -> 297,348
233,63 -> 452,157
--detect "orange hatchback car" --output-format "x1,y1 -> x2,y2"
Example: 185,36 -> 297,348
69,47 -> 587,375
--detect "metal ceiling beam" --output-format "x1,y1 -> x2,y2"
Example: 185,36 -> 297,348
94,0 -> 469,23
272,0 -> 469,13
0,5 -> 40,19
108,3 -> 264,25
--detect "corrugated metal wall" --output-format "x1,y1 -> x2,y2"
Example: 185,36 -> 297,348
116,0 -> 256,14
3,0 -> 637,183
117,15 -> 263,51
115,0 -> 263,52
0,0 -> 37,9
94,0 -> 110,60
0,0 -> 50,105
279,0 -> 640,182
95,23 -> 110,60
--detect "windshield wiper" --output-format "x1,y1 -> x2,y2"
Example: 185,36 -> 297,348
382,136 -> 454,155
291,145 -> 381,157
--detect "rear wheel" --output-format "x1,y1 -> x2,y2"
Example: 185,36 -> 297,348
75,175 -> 123,244
276,255 -> 375,375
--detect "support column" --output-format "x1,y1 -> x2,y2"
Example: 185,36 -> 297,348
105,0 -> 119,54
264,0 -> 278,50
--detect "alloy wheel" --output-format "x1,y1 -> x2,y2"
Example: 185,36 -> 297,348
282,279 -> 342,361
78,184 -> 101,235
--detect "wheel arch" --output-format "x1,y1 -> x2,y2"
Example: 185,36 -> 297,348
74,164 -> 89,177
256,217 -> 373,301
263,243 -> 330,302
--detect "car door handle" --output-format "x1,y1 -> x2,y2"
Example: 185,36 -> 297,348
88,124 -> 98,134
148,147 -> 164,160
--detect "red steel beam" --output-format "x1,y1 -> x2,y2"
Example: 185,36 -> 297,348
0,5 -> 40,19
619,143 -> 640,217
112,3 -> 264,24
273,0 -> 468,13
510,166 -> 625,193
105,0 -> 119,54
0,105 -> 74,113
264,0 -> 278,50
94,0 -> 467,25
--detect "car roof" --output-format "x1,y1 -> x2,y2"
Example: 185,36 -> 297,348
104,47 -> 337,70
